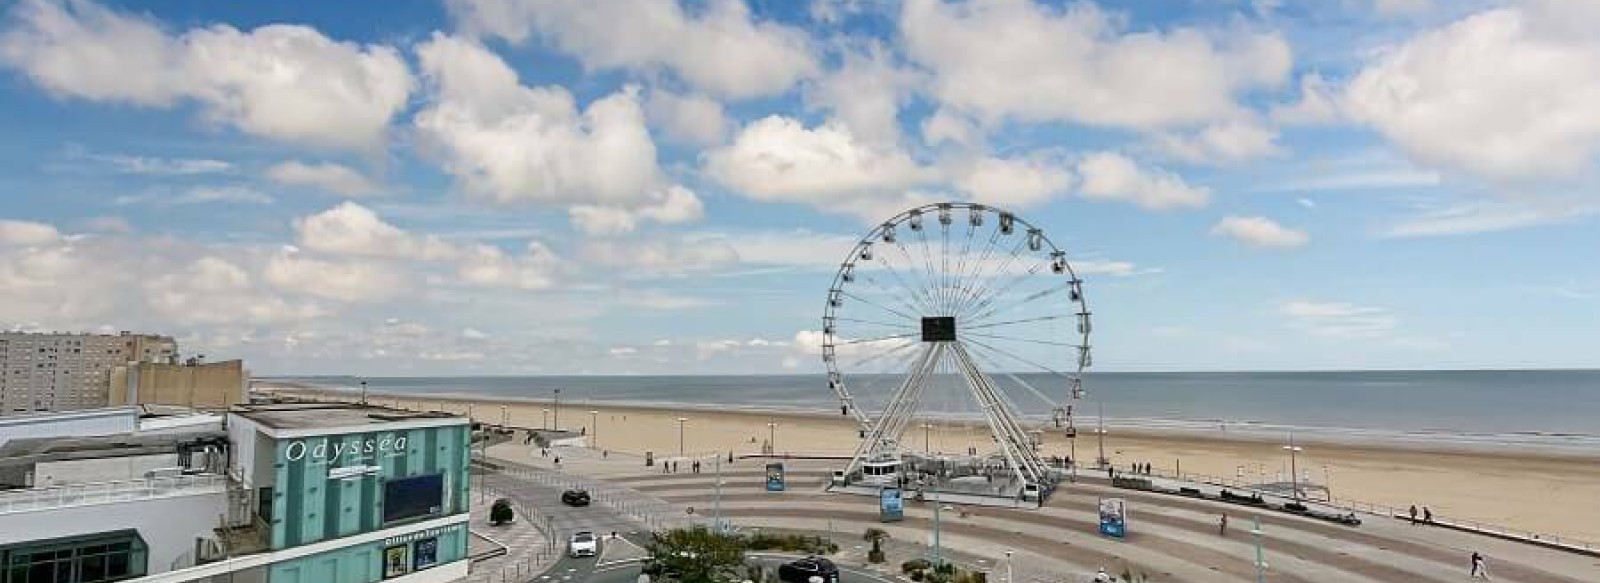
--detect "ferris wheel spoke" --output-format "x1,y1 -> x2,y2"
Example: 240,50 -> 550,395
838,290 -> 921,322
966,280 -> 1072,326
837,330 -> 920,346
871,247 -> 939,314
965,348 -> 1061,409
833,316 -> 915,330
960,258 -> 1051,321
888,240 -> 941,314
939,219 -> 954,314
952,237 -> 1030,316
961,335 -> 1072,377
961,313 -> 1074,331
963,330 -> 1080,347
914,222 -> 943,314
859,271 -> 933,321
846,339 -> 919,370
947,223 -> 1004,321
946,219 -> 979,316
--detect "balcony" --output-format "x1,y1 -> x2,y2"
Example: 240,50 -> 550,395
0,474 -> 228,515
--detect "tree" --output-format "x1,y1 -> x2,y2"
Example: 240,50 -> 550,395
863,528 -> 890,563
644,526 -> 746,582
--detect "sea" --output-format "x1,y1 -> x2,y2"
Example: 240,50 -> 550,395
265,370 -> 1600,454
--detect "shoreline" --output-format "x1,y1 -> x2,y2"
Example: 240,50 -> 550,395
259,383 -> 1600,460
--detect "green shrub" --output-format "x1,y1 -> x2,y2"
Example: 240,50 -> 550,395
902,559 -> 932,574
910,571 -> 925,582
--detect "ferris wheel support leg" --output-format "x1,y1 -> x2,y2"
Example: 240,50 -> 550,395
840,343 -> 943,480
950,343 -> 1049,487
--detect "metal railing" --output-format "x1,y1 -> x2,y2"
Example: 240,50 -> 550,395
1131,465 -> 1598,554
472,489 -> 561,583
0,474 -> 227,515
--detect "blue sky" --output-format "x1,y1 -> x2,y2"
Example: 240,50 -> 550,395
0,0 -> 1596,375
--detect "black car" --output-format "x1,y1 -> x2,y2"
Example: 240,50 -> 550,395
561,489 -> 591,506
778,557 -> 839,583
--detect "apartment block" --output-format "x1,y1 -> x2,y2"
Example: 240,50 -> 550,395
0,332 -> 178,415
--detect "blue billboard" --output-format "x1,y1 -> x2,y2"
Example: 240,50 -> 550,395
766,463 -> 786,491
880,487 -> 904,522
1098,498 -> 1127,538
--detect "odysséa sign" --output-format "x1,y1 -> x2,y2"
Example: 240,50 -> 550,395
283,436 -> 408,463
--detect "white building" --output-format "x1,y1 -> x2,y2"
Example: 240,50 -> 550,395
0,403 -> 472,583
0,332 -> 178,415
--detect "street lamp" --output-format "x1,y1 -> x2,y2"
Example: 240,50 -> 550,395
767,422 -> 777,454
1251,516 -> 1268,583
500,405 -> 508,428
1283,433 -> 1304,502
1003,550 -> 1014,583
677,417 -> 688,456
921,423 -> 933,453
589,410 -> 599,448
552,388 -> 561,430
541,408 -> 549,430
359,380 -> 368,405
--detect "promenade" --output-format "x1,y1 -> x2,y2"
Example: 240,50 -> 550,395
484,442 -> 1600,583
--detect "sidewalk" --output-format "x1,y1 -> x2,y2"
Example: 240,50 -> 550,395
459,487 -> 555,583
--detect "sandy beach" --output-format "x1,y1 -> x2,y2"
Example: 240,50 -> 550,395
266,386 -> 1600,544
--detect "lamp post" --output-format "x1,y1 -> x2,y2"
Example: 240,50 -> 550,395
552,388 -> 561,430
922,423 -> 932,453
1095,402 -> 1108,469
1003,550 -> 1013,583
589,410 -> 599,449
767,422 -> 777,454
500,405 -> 508,428
1251,516 -> 1268,583
466,403 -> 474,422
359,380 -> 368,405
541,408 -> 549,430
1283,433 -> 1304,502
677,417 -> 688,456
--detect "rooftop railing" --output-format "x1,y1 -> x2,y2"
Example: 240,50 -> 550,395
0,474 -> 227,515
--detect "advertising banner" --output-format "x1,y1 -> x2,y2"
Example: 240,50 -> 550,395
880,487 -> 904,522
766,463 -> 786,491
383,545 -> 410,579
413,537 -> 438,571
1098,498 -> 1128,538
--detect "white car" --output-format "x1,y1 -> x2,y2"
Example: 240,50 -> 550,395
568,531 -> 599,558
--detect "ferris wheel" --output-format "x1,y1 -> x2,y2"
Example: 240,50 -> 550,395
821,202 -> 1092,491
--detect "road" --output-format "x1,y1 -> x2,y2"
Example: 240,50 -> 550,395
580,553 -> 901,583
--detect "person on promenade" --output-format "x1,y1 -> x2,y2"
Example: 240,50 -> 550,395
1219,513 -> 1229,536
1470,552 -> 1490,579
1409,505 -> 1419,524
1424,506 -> 1433,524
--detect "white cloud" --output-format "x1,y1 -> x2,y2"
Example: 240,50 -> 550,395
1153,118 -> 1282,165
414,34 -> 690,222
0,220 -> 62,245
1297,198 -> 1317,209
703,116 -> 934,211
265,161 -> 381,197
1279,300 -> 1396,339
804,42 -> 918,146
461,327 -> 489,339
1373,0 -> 1433,17
455,242 -> 561,290
608,346 -> 637,357
953,155 -> 1074,208
568,186 -> 705,235
149,255 -> 327,324
921,108 -> 982,149
1076,152 -> 1210,210
81,216 -> 132,234
114,185 -> 274,205
1270,73 -> 1341,125
1210,216 -> 1309,248
580,238 -> 740,277
294,202 -> 459,260
263,247 -> 406,302
445,0 -> 818,99
900,0 -> 1290,129
644,89 -> 730,146
1381,200 -> 1595,238
1343,3 -> 1600,181
83,152 -> 233,175
0,0 -> 413,153
612,289 -> 716,310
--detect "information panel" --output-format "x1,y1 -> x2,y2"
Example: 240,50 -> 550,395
1098,498 -> 1127,538
766,463 -> 786,491
880,487 -> 904,522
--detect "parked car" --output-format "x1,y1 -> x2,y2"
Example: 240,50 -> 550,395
568,531 -> 598,558
561,489 -> 591,506
778,556 -> 840,583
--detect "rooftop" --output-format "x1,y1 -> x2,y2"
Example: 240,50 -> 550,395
231,402 -> 463,430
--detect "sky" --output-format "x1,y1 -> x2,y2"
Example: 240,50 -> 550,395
0,0 -> 1597,375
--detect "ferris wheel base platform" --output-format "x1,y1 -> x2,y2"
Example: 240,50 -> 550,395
825,483 -> 1045,510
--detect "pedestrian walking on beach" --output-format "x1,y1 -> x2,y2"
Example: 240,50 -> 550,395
1423,506 -> 1433,524
1409,505 -> 1419,524
1470,552 -> 1490,579
1219,513 -> 1228,536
